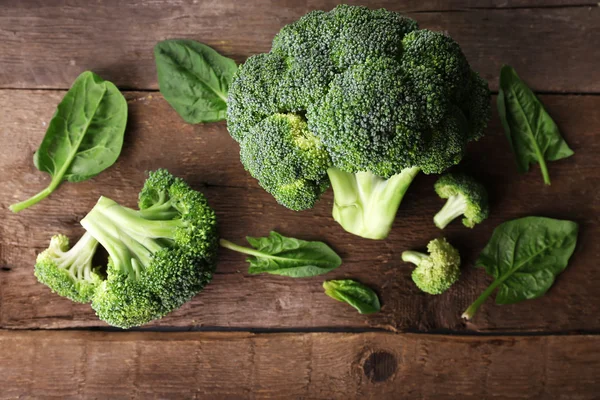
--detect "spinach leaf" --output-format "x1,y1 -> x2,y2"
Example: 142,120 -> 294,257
323,280 -> 380,314
10,71 -> 127,213
154,39 -> 237,124
498,65 -> 574,185
462,216 -> 578,319
219,231 -> 342,277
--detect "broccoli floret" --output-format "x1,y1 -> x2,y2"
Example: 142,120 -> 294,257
34,232 -> 103,303
71,169 -> 219,328
401,237 -> 461,295
433,172 -> 489,229
227,5 -> 491,239
239,113 -> 331,210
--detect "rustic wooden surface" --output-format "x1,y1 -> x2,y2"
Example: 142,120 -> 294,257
1,1 -> 599,92
1,0 -> 599,398
1,331 -> 599,399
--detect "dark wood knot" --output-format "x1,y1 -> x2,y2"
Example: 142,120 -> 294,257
363,350 -> 397,382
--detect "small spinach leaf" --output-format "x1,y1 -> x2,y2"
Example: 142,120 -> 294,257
154,39 -> 237,124
323,280 -> 380,314
498,65 -> 574,185
219,232 -> 342,277
462,216 -> 578,319
10,71 -> 127,213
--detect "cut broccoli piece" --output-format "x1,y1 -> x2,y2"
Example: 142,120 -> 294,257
34,232 -> 103,303
401,237 -> 461,295
227,5 -> 491,239
79,171 -> 217,328
434,172 -> 489,229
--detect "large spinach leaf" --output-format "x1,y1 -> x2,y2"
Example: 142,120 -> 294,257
323,280 -> 380,314
219,231 -> 342,277
497,65 -> 574,185
10,71 -> 127,212
154,39 -> 237,124
462,216 -> 578,319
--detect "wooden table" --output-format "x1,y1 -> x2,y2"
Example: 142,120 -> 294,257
1,0 -> 599,398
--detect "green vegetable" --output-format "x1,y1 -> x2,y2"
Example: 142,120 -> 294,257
34,232 -> 103,303
10,71 -> 127,213
462,216 -> 578,320
497,65 -> 574,185
433,173 -> 489,229
219,231 -> 341,277
401,237 -> 461,295
36,170 -> 219,328
155,39 -> 237,123
323,280 -> 380,314
227,5 -> 491,239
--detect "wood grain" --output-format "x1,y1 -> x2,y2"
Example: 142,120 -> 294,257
0,330 -> 598,399
0,1 -> 598,92
1,90 -> 598,332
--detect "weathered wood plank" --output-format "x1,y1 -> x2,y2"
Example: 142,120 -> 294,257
0,90 -> 598,332
0,2 -> 598,91
0,330 -> 598,399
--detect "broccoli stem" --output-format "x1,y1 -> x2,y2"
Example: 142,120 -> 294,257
60,232 -> 99,280
433,194 -> 468,229
461,278 -> 504,320
401,251 -> 428,266
81,197 -> 165,278
327,167 -> 420,240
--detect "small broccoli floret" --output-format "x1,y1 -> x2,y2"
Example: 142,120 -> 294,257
34,232 -> 103,303
227,5 -> 491,239
402,238 -> 461,295
239,113 -> 331,211
77,169 -> 218,328
434,172 -> 489,229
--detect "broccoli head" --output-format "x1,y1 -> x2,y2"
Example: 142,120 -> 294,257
35,170 -> 218,328
434,172 -> 489,229
227,5 -> 491,239
402,237 -> 461,295
79,169 -> 218,328
35,232 -> 103,303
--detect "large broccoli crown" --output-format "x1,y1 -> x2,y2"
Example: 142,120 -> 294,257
228,4 -> 490,196
434,172 -> 489,229
402,237 -> 461,295
77,170 -> 218,328
34,232 -> 103,303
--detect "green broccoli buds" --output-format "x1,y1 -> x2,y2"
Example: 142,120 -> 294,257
434,172 -> 489,229
402,238 -> 461,295
227,5 -> 491,239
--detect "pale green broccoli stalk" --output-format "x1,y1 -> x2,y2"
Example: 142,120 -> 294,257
34,232 -> 103,303
434,172 -> 489,229
401,238 -> 461,295
227,5 -> 491,239
327,167 -> 420,239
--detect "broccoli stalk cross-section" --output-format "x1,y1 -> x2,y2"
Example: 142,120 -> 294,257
328,167 -> 420,240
